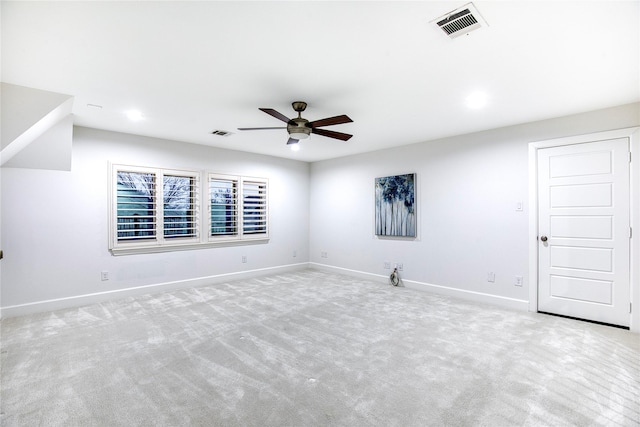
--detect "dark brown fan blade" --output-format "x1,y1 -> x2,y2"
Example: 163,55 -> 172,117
286,138 -> 298,145
237,127 -> 286,131
259,108 -> 292,124
308,115 -> 353,128
312,128 -> 353,141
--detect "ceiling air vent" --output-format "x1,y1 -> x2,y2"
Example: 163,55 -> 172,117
434,3 -> 487,39
210,130 -> 233,137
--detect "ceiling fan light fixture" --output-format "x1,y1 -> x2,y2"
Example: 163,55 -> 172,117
289,130 -> 310,140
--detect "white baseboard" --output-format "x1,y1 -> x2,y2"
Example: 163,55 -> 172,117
309,263 -> 529,312
0,263 -> 310,318
309,262 -> 391,283
1,262 -> 530,318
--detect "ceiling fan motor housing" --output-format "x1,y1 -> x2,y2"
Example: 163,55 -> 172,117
287,117 -> 311,139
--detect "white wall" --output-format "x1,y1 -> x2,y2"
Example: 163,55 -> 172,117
0,127 -> 310,315
2,103 -> 639,318
0,83 -> 72,150
310,103 -> 640,308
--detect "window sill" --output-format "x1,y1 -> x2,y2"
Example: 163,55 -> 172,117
110,237 -> 270,256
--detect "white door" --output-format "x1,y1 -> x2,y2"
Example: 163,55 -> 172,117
537,138 -> 630,327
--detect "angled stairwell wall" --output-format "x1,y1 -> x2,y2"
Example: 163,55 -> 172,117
1,82 -> 74,170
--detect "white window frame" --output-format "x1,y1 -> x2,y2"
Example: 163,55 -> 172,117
207,173 -> 269,243
240,177 -> 269,239
109,164 -> 269,255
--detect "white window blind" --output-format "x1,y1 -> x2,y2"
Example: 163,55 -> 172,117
112,166 -> 200,252
163,174 -> 198,239
209,175 -> 238,237
242,179 -> 268,236
111,165 -> 268,255
116,170 -> 157,242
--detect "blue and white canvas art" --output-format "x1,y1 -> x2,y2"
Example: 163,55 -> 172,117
375,173 -> 416,237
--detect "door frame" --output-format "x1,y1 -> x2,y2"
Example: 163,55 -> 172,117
528,127 -> 640,333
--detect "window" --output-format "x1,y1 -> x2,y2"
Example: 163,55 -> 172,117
208,174 -> 268,241
111,165 -> 268,255
209,175 -> 238,237
116,170 -> 157,242
242,179 -> 267,235
163,174 -> 197,239
113,166 -> 199,249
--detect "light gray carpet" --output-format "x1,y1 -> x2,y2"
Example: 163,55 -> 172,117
1,269 -> 639,426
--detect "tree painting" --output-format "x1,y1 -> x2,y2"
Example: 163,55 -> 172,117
375,174 -> 416,237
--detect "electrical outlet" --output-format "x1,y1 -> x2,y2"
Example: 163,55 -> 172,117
293,250 -> 297,258
321,252 -> 328,258
396,263 -> 403,271
384,262 -> 391,269
101,271 -> 109,281
242,255 -> 247,263
487,272 -> 495,283
515,275 -> 523,287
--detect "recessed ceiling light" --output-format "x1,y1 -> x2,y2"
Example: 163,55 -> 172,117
125,110 -> 145,121
465,91 -> 489,109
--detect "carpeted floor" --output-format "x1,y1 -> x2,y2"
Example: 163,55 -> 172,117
1,269 -> 639,426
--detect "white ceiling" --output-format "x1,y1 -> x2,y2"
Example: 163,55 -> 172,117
2,1 -> 639,162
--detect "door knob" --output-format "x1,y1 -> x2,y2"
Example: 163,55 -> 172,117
540,236 -> 548,242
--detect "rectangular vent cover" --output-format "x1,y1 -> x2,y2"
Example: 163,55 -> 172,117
211,130 -> 233,137
434,3 -> 487,39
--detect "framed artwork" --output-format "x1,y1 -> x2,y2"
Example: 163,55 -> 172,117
375,173 -> 416,237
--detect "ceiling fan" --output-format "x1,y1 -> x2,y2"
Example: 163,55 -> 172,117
238,101 -> 353,145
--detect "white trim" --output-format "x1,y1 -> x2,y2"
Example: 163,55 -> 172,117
110,237 -> 269,256
310,262 -> 390,283
0,263 -> 309,318
528,126 -> 640,333
309,263 -> 529,311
